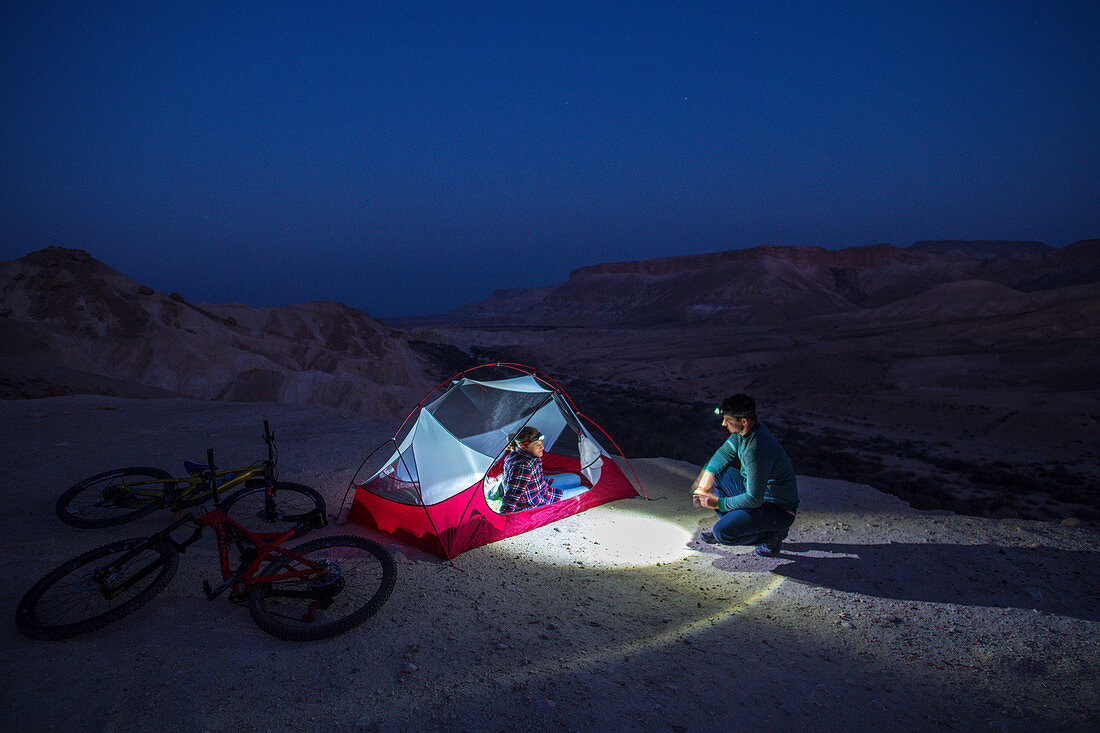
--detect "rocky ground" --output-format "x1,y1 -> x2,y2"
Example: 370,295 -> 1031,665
1,395 -> 1098,732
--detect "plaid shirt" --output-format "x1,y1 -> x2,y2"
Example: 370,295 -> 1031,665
501,450 -> 562,513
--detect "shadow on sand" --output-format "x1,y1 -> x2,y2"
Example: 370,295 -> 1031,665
716,541 -> 1100,621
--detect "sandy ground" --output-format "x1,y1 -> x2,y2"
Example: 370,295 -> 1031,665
1,395 -> 1098,732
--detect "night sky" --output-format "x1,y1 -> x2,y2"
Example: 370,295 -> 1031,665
2,2 -> 1097,317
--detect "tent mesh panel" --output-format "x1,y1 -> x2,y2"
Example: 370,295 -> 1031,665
426,382 -> 550,440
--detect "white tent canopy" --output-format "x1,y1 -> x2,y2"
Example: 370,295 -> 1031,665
367,375 -> 607,506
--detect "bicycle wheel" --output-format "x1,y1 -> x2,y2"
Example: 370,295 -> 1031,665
222,481 -> 327,539
15,538 -> 179,640
248,535 -> 395,641
56,467 -> 173,528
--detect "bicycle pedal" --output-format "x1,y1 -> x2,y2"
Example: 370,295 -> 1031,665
203,573 -> 243,601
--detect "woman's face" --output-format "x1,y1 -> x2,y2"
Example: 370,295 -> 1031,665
523,438 -> 545,458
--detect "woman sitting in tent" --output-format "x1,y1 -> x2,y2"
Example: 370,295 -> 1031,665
501,427 -> 583,513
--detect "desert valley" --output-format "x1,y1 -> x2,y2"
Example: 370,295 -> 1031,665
3,241 -> 1097,525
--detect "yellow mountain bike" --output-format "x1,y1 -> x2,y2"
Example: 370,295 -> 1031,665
54,421 -> 326,537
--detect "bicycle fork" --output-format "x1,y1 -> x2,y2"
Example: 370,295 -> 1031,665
92,515 -> 203,600
92,545 -> 164,601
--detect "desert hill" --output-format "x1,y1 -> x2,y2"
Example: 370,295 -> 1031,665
908,239 -> 1050,259
0,247 -> 433,414
6,241 -> 1095,403
401,241 -> 1100,526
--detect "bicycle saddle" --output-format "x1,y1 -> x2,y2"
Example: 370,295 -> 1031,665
184,460 -> 209,475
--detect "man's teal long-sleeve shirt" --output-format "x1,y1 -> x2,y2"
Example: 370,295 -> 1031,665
704,421 -> 799,512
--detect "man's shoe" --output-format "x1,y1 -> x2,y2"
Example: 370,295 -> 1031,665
700,531 -> 718,545
754,529 -> 786,556
754,543 -> 781,557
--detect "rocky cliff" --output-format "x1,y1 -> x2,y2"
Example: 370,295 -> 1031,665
447,239 -> 1100,326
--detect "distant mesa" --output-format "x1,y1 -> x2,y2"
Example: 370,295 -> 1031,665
445,286 -> 556,321
866,279 -> 1033,321
907,240 -> 1050,260
437,239 -> 1098,327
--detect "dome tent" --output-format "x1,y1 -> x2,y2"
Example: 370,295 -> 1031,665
345,364 -> 642,560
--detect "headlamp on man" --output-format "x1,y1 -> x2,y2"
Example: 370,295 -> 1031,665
715,393 -> 757,420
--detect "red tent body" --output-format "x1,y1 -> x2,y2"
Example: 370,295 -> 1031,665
346,365 -> 642,559
349,453 -> 637,558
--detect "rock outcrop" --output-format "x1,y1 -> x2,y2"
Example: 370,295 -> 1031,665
0,247 -> 433,414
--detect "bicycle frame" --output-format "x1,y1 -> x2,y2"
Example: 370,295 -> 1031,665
99,420 -> 285,511
199,507 -> 325,599
90,506 -> 327,604
104,464 -> 264,506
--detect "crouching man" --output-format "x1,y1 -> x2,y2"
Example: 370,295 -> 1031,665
692,394 -> 799,556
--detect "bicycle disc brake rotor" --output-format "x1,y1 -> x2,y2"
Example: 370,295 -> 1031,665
306,560 -> 343,589
101,484 -> 136,507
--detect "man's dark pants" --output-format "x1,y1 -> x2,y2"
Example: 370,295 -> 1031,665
711,469 -> 796,546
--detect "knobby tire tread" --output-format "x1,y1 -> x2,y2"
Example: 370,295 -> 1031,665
222,481 -> 327,539
248,535 -> 395,641
15,539 -> 179,640
55,467 -> 172,528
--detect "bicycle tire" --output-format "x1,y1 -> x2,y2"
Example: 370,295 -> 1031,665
55,467 -> 173,528
248,535 -> 395,641
15,538 -> 179,640
222,481 -> 327,539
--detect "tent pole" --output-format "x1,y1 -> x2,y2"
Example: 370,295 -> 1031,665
393,450 -> 455,562
578,412 -> 648,500
336,437 -> 399,521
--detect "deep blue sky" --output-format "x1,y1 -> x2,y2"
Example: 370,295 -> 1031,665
2,1 -> 1097,317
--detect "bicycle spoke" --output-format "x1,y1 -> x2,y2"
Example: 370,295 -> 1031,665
223,482 -> 326,539
56,468 -> 172,528
16,540 -> 179,639
248,536 -> 395,641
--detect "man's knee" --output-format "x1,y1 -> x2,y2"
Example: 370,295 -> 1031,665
714,469 -> 745,498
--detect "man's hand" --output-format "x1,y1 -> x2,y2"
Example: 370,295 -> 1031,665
693,489 -> 718,509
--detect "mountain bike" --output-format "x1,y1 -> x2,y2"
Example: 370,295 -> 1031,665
55,421 -> 325,537
17,446 -> 396,642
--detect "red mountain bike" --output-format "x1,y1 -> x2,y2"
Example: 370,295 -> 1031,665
17,447 -> 395,642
